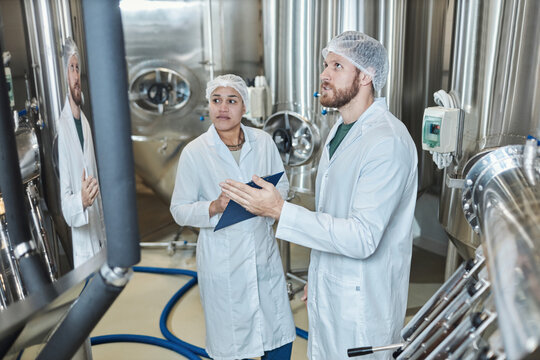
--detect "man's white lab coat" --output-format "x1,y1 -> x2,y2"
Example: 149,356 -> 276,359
58,97 -> 105,267
277,98 -> 418,359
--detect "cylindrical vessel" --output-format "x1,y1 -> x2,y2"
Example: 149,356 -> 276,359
402,0 -> 452,192
22,0 -> 84,258
462,145 -> 540,360
120,0 -> 262,203
440,0 -> 540,257
262,0 -> 406,195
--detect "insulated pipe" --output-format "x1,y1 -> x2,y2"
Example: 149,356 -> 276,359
36,267 -> 127,360
81,0 -> 140,267
0,328 -> 23,359
36,1 -> 139,357
0,35 -> 49,295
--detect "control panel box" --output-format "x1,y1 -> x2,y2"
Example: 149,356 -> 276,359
422,107 -> 460,153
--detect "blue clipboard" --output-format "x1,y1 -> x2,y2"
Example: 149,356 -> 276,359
214,171 -> 284,231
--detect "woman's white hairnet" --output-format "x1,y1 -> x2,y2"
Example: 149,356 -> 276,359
206,74 -> 249,112
62,37 -> 80,74
322,31 -> 389,92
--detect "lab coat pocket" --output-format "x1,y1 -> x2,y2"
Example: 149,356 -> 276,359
318,271 -> 365,354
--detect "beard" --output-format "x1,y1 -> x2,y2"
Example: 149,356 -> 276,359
320,74 -> 360,108
70,83 -> 82,106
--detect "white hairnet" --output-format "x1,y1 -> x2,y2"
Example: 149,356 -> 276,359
62,37 -> 80,74
206,74 -> 249,112
322,31 -> 389,92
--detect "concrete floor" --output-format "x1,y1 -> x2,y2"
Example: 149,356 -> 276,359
86,243 -> 444,360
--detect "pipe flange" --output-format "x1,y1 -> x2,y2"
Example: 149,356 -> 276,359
13,240 -> 37,259
100,265 -> 133,287
462,145 -> 523,233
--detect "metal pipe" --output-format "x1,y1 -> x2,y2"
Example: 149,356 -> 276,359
0,33 -> 49,296
206,0 -> 215,80
81,0 -> 140,268
286,271 -> 307,285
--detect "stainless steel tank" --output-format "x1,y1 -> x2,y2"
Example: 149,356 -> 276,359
462,145 -> 540,359
439,0 -> 540,257
402,0 -> 453,192
262,0 -> 406,196
22,0 -> 89,263
120,0 -> 262,203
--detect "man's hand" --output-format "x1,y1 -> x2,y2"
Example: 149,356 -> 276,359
220,175 -> 285,220
209,191 -> 230,218
81,169 -> 99,209
301,283 -> 308,305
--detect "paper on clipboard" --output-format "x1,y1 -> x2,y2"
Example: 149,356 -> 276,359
214,171 -> 284,231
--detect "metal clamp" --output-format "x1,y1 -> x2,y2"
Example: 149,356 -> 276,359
445,173 -> 465,189
13,240 -> 37,259
100,265 -> 133,287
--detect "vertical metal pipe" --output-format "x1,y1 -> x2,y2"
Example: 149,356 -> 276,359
206,0 -> 215,80
81,0 -> 140,268
0,34 -> 49,295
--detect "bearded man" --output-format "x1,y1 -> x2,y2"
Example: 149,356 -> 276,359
220,31 -> 418,359
58,37 -> 105,268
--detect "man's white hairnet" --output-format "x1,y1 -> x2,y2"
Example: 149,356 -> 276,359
62,37 -> 80,74
206,74 -> 249,112
322,31 -> 389,92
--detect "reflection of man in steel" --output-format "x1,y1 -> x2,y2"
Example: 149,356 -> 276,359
58,37 -> 105,268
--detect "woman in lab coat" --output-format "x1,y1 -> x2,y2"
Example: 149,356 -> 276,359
170,74 -> 296,360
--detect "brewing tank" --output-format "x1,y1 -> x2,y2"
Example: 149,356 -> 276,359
120,0 -> 262,203
262,0 -> 406,195
440,0 -> 540,257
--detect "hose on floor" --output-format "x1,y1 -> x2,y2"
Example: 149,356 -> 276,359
90,266 -> 308,359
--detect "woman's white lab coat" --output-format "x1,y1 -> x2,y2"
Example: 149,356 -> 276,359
276,98 -> 418,359
58,97 -> 105,267
170,124 -> 296,360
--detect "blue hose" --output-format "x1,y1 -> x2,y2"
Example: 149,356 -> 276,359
133,267 -> 210,357
91,266 -> 307,358
91,334 -> 200,360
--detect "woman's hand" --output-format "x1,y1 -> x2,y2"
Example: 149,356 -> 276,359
209,191 -> 230,218
301,283 -> 308,305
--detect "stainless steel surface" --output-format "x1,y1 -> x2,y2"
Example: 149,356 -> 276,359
14,124 -> 40,185
462,145 -> 540,360
120,0 -> 262,202
262,0 -> 406,195
427,309 -> 497,360
398,276 -> 490,360
22,0 -> 82,262
439,0 -> 540,257
403,0 -> 453,191
402,250 -> 485,344
0,207 -> 26,307
26,183 -> 57,282
263,111 -> 321,168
